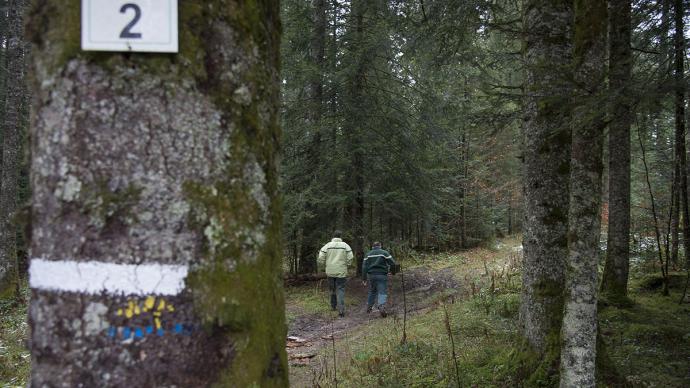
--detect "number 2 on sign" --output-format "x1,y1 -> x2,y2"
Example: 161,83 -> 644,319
119,3 -> 142,39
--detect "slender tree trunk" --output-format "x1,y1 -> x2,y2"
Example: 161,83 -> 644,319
0,0 -> 8,171
638,120 -> 670,294
27,2 -> 287,385
0,0 -> 25,298
347,0 -> 371,274
520,0 -> 573,354
460,127 -> 467,249
660,0 -> 680,268
559,0 -> 607,386
508,199 -> 513,235
601,0 -> 632,300
298,0 -> 328,274
673,0 -> 690,275
671,169 -> 680,265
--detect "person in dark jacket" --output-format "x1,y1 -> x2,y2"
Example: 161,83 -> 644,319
362,242 -> 396,317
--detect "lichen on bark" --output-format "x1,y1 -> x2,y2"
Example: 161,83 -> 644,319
520,0 -> 573,359
559,0 -> 608,386
28,1 -> 287,386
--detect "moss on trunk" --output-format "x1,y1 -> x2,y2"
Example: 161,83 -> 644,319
28,1 -> 287,386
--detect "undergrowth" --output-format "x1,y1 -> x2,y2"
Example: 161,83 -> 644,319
0,284 -> 29,387
301,238 -> 690,387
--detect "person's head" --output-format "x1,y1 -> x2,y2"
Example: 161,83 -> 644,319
372,241 -> 382,249
333,230 -> 342,238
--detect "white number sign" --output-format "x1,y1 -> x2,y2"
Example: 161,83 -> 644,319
81,0 -> 178,53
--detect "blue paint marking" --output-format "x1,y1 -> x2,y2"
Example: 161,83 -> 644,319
108,324 -> 192,340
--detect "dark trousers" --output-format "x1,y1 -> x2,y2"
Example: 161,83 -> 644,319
328,277 -> 347,314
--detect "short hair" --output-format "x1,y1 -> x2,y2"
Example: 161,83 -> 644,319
333,230 -> 342,238
372,241 -> 382,248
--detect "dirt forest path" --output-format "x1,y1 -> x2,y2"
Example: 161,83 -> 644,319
285,238 -> 523,386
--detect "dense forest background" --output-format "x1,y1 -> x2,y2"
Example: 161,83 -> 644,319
281,0 -> 523,274
279,0 -> 689,279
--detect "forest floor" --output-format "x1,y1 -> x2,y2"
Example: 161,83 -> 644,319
285,237 -> 523,387
2,236 -> 689,387
285,236 -> 690,387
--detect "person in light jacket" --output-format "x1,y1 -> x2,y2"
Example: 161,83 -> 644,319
317,230 -> 354,317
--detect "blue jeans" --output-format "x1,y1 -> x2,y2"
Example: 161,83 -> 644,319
367,273 -> 388,308
328,277 -> 347,314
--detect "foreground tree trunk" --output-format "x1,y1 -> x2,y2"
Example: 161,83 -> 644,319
520,0 -> 573,355
0,0 -> 25,298
559,0 -> 607,386
601,0 -> 632,300
27,2 -> 287,386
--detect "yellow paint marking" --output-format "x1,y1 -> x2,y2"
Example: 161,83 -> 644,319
144,296 -> 155,311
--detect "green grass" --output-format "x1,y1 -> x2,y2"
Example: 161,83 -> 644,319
0,285 -> 30,387
304,243 -> 690,387
323,290 -> 525,387
284,281 -> 365,324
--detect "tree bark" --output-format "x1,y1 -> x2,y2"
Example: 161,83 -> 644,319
601,0 -> 632,300
559,0 -> 607,386
460,126 -> 468,249
0,0 -> 25,298
298,0 -> 328,274
673,0 -> 690,276
671,168 -> 680,265
520,0 -> 573,354
347,0 -> 371,274
27,2 -> 287,386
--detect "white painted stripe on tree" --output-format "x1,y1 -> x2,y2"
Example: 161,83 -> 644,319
29,258 -> 189,296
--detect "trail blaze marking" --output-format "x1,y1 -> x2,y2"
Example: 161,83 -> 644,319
109,296 -> 185,341
29,258 -> 189,296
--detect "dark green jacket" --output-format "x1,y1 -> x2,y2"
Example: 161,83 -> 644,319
362,248 -> 395,279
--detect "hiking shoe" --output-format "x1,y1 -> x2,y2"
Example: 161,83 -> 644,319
378,306 -> 387,318
338,312 -> 345,318
366,306 -> 373,313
